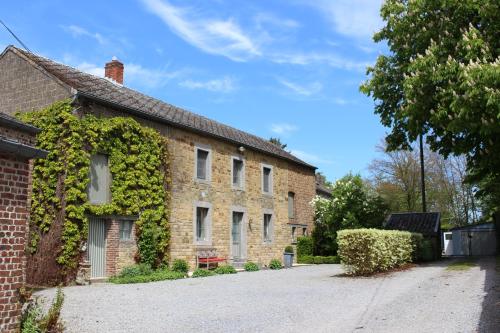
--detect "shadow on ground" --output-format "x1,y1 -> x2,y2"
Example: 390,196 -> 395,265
477,256 -> 500,332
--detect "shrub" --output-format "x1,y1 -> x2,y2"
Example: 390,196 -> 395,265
109,268 -> 185,284
214,265 -> 237,275
192,268 -> 216,278
296,236 -> 313,258
421,239 -> 435,262
284,245 -> 294,253
269,259 -> 283,270
118,264 -> 153,278
410,233 -> 424,261
244,262 -> 259,272
171,259 -> 189,274
337,228 -> 416,275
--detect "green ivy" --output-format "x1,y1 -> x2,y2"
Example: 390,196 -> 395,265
20,100 -> 171,272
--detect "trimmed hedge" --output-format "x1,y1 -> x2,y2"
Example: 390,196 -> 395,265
296,236 -> 313,258
298,255 -> 340,264
338,228 -> 421,275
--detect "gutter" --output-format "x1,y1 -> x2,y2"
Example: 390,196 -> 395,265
0,137 -> 48,159
0,113 -> 40,134
74,91 -> 317,171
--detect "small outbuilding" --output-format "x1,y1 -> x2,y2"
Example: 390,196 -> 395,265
443,222 -> 497,256
385,212 -> 441,258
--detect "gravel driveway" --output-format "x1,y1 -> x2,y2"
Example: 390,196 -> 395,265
37,257 -> 499,333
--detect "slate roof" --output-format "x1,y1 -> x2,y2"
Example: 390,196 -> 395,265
7,46 -> 315,169
385,212 -> 441,236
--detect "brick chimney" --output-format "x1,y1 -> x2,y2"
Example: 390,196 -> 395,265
104,56 -> 124,84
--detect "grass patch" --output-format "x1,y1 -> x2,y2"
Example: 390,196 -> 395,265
109,266 -> 186,284
446,260 -> 477,271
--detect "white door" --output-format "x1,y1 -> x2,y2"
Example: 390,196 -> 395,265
443,232 -> 453,255
88,217 -> 107,278
231,212 -> 243,259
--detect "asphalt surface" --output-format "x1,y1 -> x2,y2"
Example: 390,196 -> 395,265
36,257 -> 499,333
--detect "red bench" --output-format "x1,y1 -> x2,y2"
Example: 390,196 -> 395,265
196,248 -> 227,269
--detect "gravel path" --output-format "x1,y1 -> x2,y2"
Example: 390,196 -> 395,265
36,257 -> 499,333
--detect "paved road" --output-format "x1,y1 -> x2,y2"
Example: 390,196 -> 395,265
37,257 -> 499,333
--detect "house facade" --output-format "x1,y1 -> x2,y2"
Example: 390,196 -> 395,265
0,46 -> 316,281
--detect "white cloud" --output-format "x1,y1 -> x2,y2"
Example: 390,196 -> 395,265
77,62 -> 104,77
141,0 -> 261,62
277,78 -> 322,96
179,76 -> 236,93
270,51 -> 369,71
254,13 -> 300,30
290,149 -> 334,165
270,123 -> 298,136
62,25 -> 107,45
305,0 -> 384,39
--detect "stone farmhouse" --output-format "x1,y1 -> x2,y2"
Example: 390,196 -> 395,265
0,46 -> 316,282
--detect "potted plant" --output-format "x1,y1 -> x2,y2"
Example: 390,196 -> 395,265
283,246 -> 294,268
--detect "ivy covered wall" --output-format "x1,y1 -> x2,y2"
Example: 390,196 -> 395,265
21,100 -> 171,282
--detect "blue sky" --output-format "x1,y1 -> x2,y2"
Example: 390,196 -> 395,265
0,0 -> 388,182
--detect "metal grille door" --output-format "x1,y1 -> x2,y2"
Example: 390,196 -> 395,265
88,217 -> 106,278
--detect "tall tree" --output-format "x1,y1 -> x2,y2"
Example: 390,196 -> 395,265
361,0 -> 500,214
369,141 -> 480,227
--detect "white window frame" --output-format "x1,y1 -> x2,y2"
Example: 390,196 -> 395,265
261,163 -> 273,195
231,155 -> 245,190
193,201 -> 212,246
262,209 -> 274,244
194,144 -> 211,183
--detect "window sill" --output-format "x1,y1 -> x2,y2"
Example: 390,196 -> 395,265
194,178 -> 211,185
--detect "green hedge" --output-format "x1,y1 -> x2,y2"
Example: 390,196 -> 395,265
337,228 -> 420,275
296,236 -> 313,258
297,255 -> 340,264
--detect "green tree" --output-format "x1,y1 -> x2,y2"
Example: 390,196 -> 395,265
361,0 -> 500,214
311,174 -> 389,255
269,137 -> 287,150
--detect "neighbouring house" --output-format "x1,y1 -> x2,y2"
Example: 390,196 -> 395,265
0,46 -> 317,284
0,113 -> 46,332
443,222 -> 497,256
385,212 -> 441,258
315,173 -> 332,199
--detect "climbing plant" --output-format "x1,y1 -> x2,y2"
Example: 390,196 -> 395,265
20,100 -> 171,272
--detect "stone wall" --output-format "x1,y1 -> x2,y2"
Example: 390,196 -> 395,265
0,153 -> 30,332
0,49 -> 71,117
